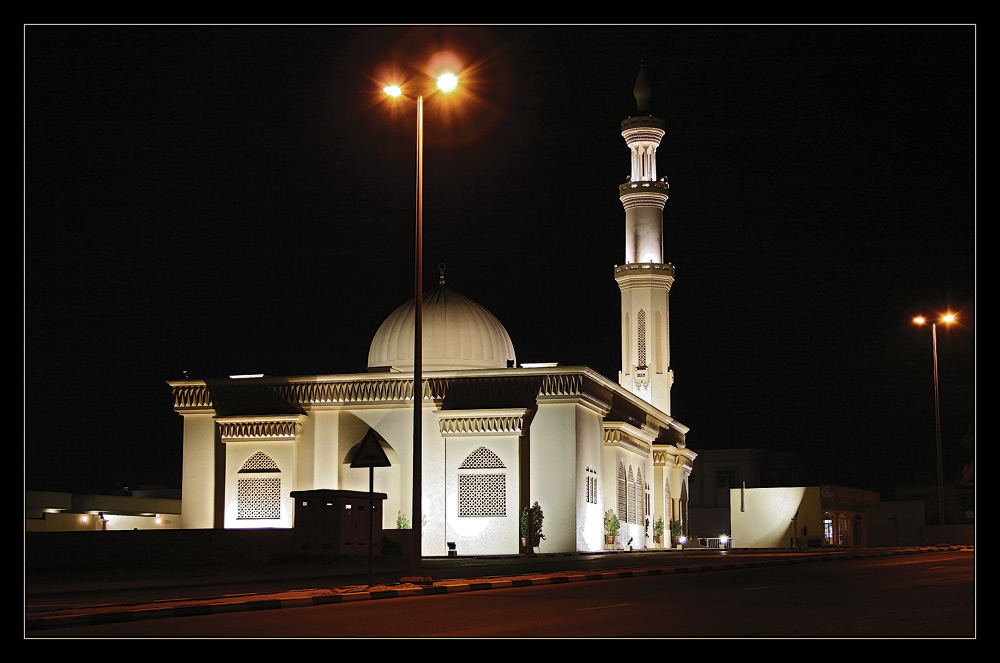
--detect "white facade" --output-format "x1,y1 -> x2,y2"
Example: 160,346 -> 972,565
170,366 -> 695,555
169,67 -> 696,555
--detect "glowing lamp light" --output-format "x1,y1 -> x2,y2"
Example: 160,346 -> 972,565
383,84 -> 402,97
80,515 -> 88,524
436,72 -> 458,92
913,313 -> 956,326
719,534 -> 729,545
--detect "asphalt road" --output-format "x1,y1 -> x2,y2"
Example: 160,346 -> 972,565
26,547 -> 974,637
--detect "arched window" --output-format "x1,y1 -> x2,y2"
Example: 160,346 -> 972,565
585,467 -> 598,504
637,310 -> 647,369
627,466 -> 636,523
663,477 -> 672,526
636,468 -> 644,525
237,451 -> 282,520
617,462 -> 627,523
458,446 -> 506,517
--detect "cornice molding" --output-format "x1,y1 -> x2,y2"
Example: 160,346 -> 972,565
168,367 -> 683,440
614,263 -> 675,291
437,408 -> 533,436
603,421 -> 655,456
216,414 -> 306,442
653,446 -> 698,470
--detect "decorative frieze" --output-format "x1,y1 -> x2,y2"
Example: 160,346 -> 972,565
437,408 -> 531,436
653,447 -> 698,472
169,369 -> 678,445
216,415 -> 305,442
603,421 -> 656,456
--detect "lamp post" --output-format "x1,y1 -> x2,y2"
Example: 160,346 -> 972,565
912,313 -> 955,545
384,72 -> 458,578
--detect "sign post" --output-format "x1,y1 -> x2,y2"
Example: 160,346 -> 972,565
349,428 -> 392,587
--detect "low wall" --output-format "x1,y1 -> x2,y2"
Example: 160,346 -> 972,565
25,528 -> 296,573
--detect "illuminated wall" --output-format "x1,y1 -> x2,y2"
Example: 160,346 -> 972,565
729,486 -> 824,548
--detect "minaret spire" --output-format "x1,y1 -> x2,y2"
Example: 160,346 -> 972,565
615,65 -> 675,414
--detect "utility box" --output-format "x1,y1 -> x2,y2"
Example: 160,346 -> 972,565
290,489 -> 386,555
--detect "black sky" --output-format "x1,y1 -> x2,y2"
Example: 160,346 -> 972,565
25,25 -> 975,495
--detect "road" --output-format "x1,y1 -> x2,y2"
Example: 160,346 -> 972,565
28,549 -> 974,638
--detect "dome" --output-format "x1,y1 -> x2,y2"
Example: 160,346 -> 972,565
368,285 -> 516,372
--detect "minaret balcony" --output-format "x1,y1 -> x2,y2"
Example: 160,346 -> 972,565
619,180 -> 670,209
614,262 -> 676,290
621,115 -> 665,133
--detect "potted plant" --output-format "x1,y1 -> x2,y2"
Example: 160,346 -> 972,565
396,511 -> 410,529
604,509 -> 620,545
669,519 -> 684,546
522,502 -> 545,552
529,501 -> 545,552
653,516 -> 665,544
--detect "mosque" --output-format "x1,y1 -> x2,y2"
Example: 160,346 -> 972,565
168,68 -> 697,555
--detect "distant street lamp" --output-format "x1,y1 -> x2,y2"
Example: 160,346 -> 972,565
912,312 -> 956,544
384,71 -> 460,578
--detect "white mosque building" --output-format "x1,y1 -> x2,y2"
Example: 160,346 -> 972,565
168,68 -> 697,555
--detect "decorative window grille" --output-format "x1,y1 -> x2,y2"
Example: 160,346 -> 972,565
458,447 -> 506,517
585,467 -> 598,504
617,462 -> 626,522
239,451 -> 280,473
460,446 -> 504,469
664,477 -> 672,524
627,466 -> 636,523
645,482 -> 651,523
236,452 -> 282,520
237,477 -> 281,520
637,309 -> 646,368
636,468 -> 644,524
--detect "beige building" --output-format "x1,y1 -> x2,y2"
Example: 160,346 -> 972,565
730,485 -> 878,548
168,67 -> 697,556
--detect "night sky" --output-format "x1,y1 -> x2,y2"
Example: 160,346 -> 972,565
25,25 -> 975,496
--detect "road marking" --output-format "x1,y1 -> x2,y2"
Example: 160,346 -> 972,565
579,603 -> 631,611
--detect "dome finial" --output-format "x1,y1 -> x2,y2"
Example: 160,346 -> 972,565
633,62 -> 652,114
438,262 -> 447,285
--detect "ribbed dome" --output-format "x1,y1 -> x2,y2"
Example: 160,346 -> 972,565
368,286 -> 516,371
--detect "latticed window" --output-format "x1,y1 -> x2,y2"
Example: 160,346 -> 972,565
616,462 -> 626,522
637,309 -> 646,368
636,468 -> 644,525
459,447 -> 506,517
664,477 -> 672,525
237,452 -> 282,520
645,482 -> 651,523
585,467 -> 598,504
237,477 -> 281,520
627,466 -> 636,523
240,451 -> 280,472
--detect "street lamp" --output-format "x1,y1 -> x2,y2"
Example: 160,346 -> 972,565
384,72 -> 459,578
912,312 -> 956,544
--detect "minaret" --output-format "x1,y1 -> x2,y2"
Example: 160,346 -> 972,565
615,66 -> 675,414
